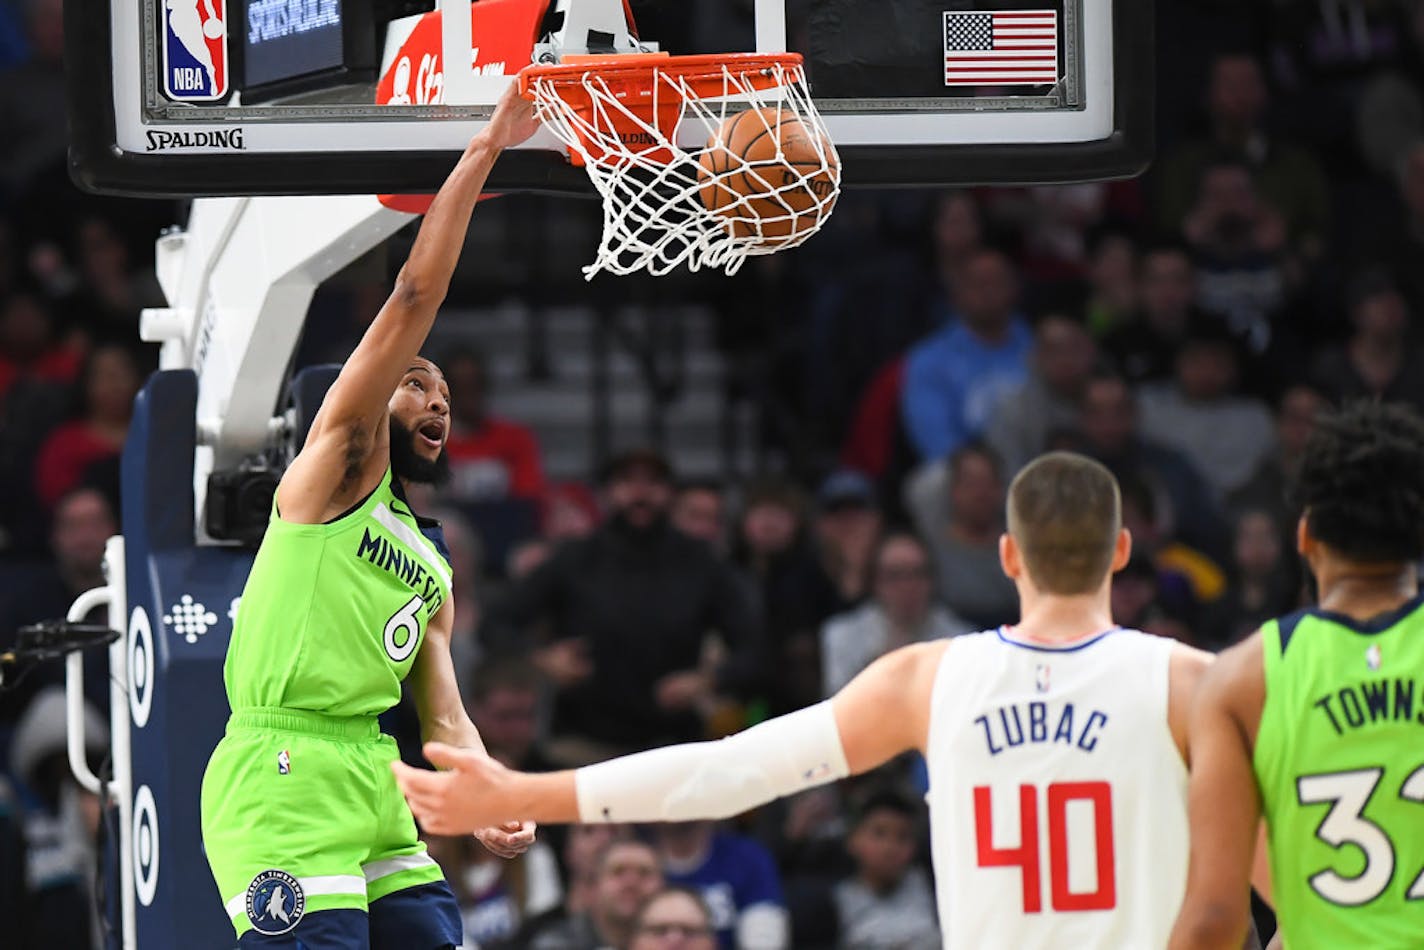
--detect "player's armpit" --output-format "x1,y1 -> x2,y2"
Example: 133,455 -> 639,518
1168,637 -> 1264,950
273,421 -> 376,523
831,639 -> 948,774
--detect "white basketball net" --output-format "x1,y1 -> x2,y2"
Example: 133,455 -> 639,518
525,58 -> 841,279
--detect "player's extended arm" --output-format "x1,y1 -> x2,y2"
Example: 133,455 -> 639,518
1168,637 -> 1266,950
408,602 -> 536,858
277,84 -> 540,523
391,640 -> 948,835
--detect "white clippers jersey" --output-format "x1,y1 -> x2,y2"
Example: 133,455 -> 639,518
924,626 -> 1187,949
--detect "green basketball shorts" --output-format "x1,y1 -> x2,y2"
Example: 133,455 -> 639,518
200,707 -> 445,937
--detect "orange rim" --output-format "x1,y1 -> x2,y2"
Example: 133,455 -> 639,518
518,53 -> 806,167
518,52 -> 804,103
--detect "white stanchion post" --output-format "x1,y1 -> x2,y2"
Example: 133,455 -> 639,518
102,536 -> 137,950
64,585 -> 113,794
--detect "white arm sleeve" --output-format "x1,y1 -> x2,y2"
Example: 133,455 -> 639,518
574,700 -> 851,823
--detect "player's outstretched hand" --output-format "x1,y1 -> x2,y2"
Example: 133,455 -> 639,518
475,819 -> 538,859
480,79 -> 540,151
392,743 -> 522,838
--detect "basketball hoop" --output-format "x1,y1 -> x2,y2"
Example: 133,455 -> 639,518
519,53 -> 841,279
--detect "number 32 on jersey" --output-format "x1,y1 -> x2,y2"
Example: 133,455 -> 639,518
1298,764 -> 1424,904
974,781 -> 1117,912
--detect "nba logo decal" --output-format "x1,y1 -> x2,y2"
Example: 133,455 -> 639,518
1034,664 -> 1051,693
277,750 -> 291,775
246,869 -> 304,935
161,0 -> 229,101
1366,643 -> 1382,670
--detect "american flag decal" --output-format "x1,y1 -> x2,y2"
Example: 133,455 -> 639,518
943,9 -> 1060,87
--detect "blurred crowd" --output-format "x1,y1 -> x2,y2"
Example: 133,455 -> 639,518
3,0 -> 1424,946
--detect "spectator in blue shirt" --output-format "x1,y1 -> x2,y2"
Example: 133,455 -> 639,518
656,822 -> 788,950
900,249 -> 1034,462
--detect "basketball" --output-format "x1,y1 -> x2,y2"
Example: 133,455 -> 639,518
697,107 -> 839,246
202,18 -> 224,40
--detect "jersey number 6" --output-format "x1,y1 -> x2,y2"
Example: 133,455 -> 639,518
974,781 -> 1117,913
383,595 -> 424,663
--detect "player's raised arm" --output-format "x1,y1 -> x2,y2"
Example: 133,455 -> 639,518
278,83 -> 539,523
391,640 -> 949,835
1169,636 -> 1265,950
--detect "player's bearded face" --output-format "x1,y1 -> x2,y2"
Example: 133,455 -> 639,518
389,416 -> 451,486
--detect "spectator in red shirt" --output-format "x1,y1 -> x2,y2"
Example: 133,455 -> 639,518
33,342 -> 142,509
440,347 -> 547,504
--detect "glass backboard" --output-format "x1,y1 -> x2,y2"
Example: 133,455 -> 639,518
67,0 -> 1152,197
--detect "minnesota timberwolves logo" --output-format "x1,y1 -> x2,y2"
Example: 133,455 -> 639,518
246,869 -> 304,935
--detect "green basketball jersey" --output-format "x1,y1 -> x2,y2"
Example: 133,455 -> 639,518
1254,599 -> 1424,949
223,467 -> 452,717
